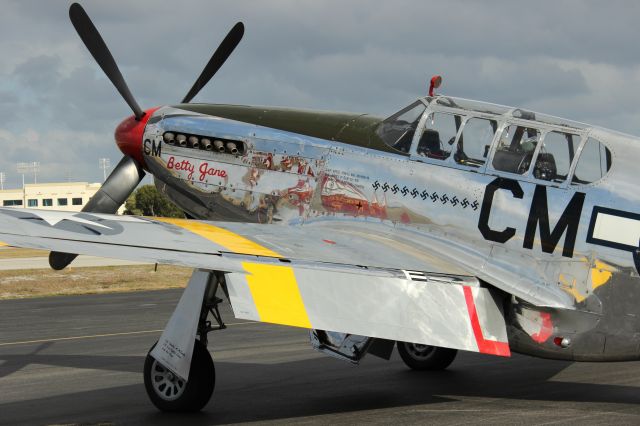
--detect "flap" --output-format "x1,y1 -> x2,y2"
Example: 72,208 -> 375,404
226,262 -> 510,356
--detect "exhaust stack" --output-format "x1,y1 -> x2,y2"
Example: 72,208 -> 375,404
201,138 -> 213,150
213,140 -> 225,152
188,136 -> 200,149
226,142 -> 238,154
176,134 -> 187,147
163,132 -> 175,145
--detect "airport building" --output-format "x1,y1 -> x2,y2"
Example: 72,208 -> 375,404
0,182 -> 124,214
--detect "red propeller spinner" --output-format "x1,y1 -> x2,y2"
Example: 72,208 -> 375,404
114,107 -> 160,167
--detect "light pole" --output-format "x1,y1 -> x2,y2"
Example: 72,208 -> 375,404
99,158 -> 111,182
33,161 -> 40,184
17,162 -> 26,187
0,172 -> 5,190
17,162 -> 40,186
16,162 -> 39,207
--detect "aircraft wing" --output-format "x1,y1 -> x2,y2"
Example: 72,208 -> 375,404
0,207 -> 565,357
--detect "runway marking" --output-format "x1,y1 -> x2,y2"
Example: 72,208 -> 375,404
0,321 -> 255,347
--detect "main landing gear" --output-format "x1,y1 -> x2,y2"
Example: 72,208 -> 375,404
397,341 -> 457,370
143,271 -> 227,412
144,340 -> 214,411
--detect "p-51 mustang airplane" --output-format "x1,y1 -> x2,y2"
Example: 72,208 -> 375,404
1,3 -> 639,412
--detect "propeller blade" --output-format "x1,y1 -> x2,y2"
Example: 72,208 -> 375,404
49,156 -> 145,270
69,3 -> 144,119
181,22 -> 245,104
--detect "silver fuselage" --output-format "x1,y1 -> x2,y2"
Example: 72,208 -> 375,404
142,97 -> 640,361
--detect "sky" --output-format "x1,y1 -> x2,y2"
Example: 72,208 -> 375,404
1,0 -> 639,188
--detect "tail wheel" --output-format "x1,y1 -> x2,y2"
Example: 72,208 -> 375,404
144,340 -> 215,411
397,341 -> 457,370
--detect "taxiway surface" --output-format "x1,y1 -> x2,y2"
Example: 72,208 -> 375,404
1,289 -> 640,425
0,255 -> 149,270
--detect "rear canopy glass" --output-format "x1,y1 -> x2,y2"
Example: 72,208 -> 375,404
571,137 -> 612,185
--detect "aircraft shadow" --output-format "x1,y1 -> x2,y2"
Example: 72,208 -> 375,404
0,342 -> 142,378
1,346 -> 640,425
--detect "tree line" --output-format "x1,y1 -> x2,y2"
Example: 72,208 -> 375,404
124,185 -> 185,218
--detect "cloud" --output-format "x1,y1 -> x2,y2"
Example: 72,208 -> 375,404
1,0 -> 639,187
0,127 -> 119,184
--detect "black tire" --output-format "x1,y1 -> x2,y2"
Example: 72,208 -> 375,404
144,340 -> 215,412
397,341 -> 457,371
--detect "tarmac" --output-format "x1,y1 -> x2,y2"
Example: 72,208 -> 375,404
1,289 -> 640,425
0,255 -> 149,270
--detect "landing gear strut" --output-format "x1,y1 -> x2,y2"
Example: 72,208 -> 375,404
397,341 -> 457,370
143,270 -> 227,411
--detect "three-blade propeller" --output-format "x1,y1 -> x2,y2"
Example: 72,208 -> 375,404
50,3 -> 244,270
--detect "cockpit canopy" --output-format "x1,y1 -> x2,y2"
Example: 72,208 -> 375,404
376,96 -> 611,186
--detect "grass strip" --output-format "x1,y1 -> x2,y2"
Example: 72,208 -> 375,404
0,264 -> 192,299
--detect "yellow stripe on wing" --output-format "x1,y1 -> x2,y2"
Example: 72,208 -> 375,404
154,218 -> 309,327
243,262 -> 311,328
154,218 -> 281,258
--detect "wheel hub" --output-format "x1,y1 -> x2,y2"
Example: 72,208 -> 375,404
151,360 -> 186,401
406,343 -> 435,360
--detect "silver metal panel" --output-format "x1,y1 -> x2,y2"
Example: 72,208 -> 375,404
216,220 -> 573,308
295,268 -> 478,350
225,263 -> 509,355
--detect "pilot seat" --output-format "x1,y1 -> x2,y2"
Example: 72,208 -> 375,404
417,129 -> 448,159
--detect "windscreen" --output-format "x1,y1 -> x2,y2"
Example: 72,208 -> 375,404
375,101 -> 426,154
